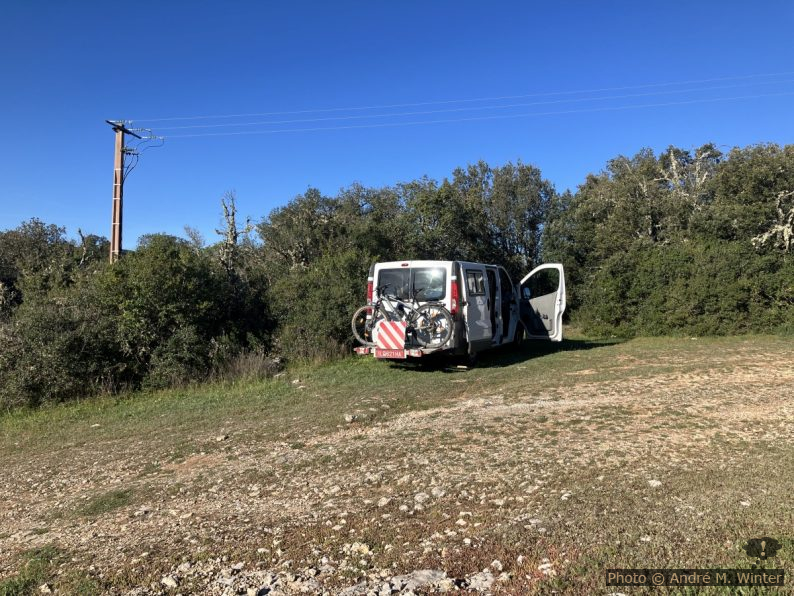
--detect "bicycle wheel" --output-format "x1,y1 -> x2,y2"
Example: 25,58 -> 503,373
412,303 -> 453,348
351,306 -> 379,347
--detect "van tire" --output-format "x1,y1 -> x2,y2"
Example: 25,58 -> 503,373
512,324 -> 525,350
457,344 -> 478,368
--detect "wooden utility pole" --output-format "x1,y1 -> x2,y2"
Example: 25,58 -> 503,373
106,120 -> 141,263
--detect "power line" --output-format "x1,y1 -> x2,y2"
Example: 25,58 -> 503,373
154,79 -> 794,131
164,90 -> 794,139
133,71 -> 794,123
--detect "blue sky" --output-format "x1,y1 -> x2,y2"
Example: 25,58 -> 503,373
1,1 -> 793,246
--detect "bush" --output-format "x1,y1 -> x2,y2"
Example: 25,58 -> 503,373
0,286 -> 123,408
143,326 -> 209,389
268,248 -> 373,360
0,233 -> 272,409
577,241 -> 793,337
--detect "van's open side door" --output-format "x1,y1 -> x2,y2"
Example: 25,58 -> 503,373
461,264 -> 493,352
519,264 -> 566,342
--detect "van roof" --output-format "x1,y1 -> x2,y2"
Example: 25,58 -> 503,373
374,260 -> 454,269
373,260 -> 502,269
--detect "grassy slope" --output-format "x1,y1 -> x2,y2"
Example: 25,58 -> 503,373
1,335 -> 793,594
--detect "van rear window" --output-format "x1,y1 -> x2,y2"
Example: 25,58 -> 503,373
377,267 -> 446,301
413,268 -> 446,301
377,269 -> 410,300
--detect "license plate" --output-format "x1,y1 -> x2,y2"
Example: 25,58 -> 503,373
375,348 -> 406,359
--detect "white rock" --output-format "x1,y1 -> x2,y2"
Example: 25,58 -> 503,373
491,559 -> 503,571
339,581 -> 368,596
392,569 -> 446,591
437,578 -> 455,592
467,571 -> 494,591
648,479 -> 662,488
161,575 -> 179,588
377,497 -> 391,507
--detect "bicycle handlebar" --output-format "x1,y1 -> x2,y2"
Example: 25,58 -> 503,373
375,284 -> 395,300
375,284 -> 436,304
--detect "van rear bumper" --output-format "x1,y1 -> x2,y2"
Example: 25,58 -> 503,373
354,346 -> 450,359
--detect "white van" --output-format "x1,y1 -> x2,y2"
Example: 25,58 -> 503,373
353,260 -> 566,360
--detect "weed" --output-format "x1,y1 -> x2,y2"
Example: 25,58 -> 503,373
78,489 -> 133,517
0,545 -> 99,596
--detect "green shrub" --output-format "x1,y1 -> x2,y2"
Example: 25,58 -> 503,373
144,326 -> 209,389
268,248 -> 372,360
578,241 -> 792,337
0,285 -> 123,408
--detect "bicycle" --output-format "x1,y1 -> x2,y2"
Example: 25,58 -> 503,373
351,284 -> 454,349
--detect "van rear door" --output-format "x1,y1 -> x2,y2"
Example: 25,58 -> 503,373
519,264 -> 566,342
461,263 -> 492,352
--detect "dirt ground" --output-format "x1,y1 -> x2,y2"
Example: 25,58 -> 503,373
1,336 -> 793,594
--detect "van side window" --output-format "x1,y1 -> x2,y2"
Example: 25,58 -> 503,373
466,270 -> 485,295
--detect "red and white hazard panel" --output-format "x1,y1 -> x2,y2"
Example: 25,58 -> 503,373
376,320 -> 406,349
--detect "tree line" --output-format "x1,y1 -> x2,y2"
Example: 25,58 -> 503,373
1,144 -> 791,408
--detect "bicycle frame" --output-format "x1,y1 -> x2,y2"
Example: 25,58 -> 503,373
372,285 -> 435,328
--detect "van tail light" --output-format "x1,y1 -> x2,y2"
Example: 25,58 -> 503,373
450,278 -> 460,316
366,280 -> 373,303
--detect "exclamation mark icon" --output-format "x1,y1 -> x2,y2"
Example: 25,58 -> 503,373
760,540 -> 766,559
